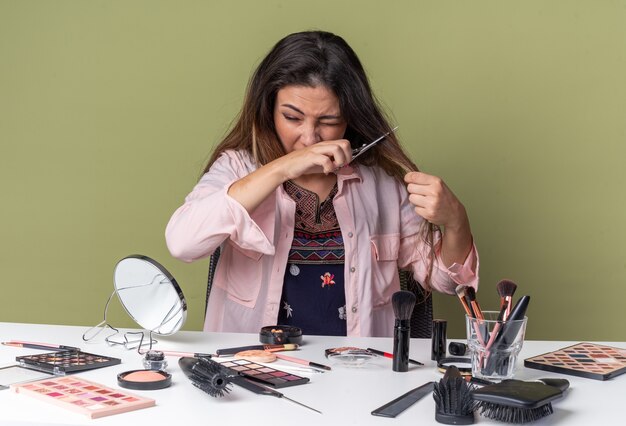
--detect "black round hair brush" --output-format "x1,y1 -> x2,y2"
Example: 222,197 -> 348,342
471,379 -> 569,424
433,366 -> 477,425
179,356 -> 232,398
391,290 -> 416,372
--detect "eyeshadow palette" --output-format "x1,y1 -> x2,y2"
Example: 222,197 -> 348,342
524,342 -> 626,381
12,376 -> 154,418
218,359 -> 310,388
16,350 -> 121,375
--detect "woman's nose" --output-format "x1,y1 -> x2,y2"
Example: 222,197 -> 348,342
300,124 -> 321,146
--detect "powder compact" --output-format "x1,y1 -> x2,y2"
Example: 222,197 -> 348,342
117,369 -> 172,391
436,357 -> 472,375
259,325 -> 303,345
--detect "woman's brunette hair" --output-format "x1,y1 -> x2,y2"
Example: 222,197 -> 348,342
204,30 -> 439,288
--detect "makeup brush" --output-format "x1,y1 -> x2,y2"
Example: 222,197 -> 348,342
454,285 -> 474,318
215,343 -> 298,357
485,295 -> 530,376
464,287 -> 484,321
391,290 -> 416,372
456,285 -> 485,346
433,366 -> 477,425
496,279 -> 517,321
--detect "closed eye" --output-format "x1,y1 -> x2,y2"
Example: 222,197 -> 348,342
282,114 -> 300,121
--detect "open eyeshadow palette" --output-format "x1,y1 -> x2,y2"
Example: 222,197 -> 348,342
12,376 -> 155,418
218,359 -> 310,388
524,342 -> 626,381
16,350 -> 121,375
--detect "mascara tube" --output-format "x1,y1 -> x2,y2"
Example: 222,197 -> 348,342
392,318 -> 410,372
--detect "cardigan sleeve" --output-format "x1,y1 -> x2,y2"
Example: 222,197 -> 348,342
165,151 -> 275,262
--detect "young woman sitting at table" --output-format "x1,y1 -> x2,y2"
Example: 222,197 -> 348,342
165,30 -> 478,337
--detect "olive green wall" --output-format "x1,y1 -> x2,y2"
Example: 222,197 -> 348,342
2,0 -> 625,341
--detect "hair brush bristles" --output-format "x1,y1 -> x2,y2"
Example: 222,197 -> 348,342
179,357 -> 232,398
471,380 -> 564,424
477,401 -> 553,423
392,290 -> 416,321
433,366 -> 477,425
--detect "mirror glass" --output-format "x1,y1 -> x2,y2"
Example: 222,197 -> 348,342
113,255 -> 187,335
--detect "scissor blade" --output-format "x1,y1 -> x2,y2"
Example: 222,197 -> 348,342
350,126 -> 398,163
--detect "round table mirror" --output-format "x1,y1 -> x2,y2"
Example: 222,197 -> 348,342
113,255 -> 187,335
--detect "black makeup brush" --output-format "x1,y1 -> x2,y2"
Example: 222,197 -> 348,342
392,290 -> 416,372
496,279 -> 517,321
433,366 -> 477,424
471,378 -> 568,423
464,287 -> 484,321
495,295 -> 530,347
485,295 -> 530,376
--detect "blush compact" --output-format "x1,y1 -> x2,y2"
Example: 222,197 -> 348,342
117,369 -> 171,391
259,325 -> 303,345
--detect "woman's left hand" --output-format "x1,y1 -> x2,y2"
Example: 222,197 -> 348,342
404,171 -> 468,232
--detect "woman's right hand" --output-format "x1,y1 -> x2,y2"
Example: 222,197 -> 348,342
278,139 -> 353,180
227,139 -> 352,213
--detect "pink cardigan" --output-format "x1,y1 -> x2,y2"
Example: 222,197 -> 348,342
166,150 -> 479,337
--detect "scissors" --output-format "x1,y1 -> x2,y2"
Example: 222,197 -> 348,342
349,126 -> 399,164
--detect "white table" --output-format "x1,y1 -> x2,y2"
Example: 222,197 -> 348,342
0,322 -> 623,425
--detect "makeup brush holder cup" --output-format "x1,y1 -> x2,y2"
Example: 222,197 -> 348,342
466,311 -> 527,381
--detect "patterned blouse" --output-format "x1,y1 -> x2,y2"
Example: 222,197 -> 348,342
277,180 -> 346,336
